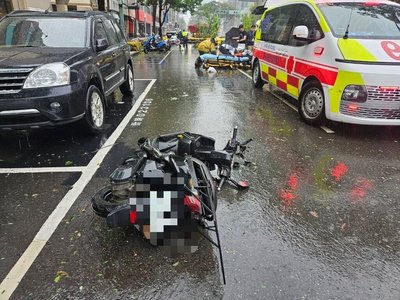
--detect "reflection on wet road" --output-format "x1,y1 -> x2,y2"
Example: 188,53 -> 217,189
0,82 -> 149,168
1,46 -> 400,299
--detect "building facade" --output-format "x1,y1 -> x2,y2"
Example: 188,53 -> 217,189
1,0 -> 157,38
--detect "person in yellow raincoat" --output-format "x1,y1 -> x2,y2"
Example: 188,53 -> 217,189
198,38 -> 216,55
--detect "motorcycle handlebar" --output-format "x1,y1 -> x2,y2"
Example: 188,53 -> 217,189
241,138 -> 253,146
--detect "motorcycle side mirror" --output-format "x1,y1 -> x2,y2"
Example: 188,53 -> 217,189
137,137 -> 147,146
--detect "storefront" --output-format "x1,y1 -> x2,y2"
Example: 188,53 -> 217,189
137,8 -> 153,36
0,0 -> 12,17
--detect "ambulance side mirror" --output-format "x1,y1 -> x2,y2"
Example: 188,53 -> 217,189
293,26 -> 309,40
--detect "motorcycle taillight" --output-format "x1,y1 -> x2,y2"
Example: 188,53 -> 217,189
130,210 -> 137,224
184,195 -> 201,214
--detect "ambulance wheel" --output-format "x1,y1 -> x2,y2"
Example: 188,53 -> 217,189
252,60 -> 264,88
299,81 -> 325,125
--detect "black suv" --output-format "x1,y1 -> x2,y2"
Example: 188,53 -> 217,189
0,10 -> 134,133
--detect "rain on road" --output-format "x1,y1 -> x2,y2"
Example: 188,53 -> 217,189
1,45 -> 400,299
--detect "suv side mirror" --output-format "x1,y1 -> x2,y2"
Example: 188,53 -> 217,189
96,38 -> 109,52
293,25 -> 314,42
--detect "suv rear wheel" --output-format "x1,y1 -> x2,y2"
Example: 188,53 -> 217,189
82,85 -> 105,134
120,64 -> 134,97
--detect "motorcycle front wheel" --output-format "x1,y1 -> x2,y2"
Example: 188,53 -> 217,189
192,158 -> 217,219
91,186 -> 129,217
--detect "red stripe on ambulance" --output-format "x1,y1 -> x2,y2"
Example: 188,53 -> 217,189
287,75 -> 299,87
294,61 -> 338,86
268,67 -> 277,77
277,80 -> 287,90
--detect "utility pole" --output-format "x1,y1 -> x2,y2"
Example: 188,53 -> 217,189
118,1 -> 140,36
119,0 -> 125,35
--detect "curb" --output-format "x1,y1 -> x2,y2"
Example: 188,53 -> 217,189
130,50 -> 142,56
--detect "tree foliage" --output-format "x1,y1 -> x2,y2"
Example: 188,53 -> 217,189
240,4 -> 260,30
157,0 -> 202,36
191,1 -> 233,37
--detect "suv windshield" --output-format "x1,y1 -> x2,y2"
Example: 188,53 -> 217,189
0,16 -> 87,47
318,2 -> 400,39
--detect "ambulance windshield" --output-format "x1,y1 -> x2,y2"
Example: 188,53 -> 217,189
318,2 -> 400,39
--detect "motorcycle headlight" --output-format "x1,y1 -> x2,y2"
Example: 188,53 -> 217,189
23,63 -> 70,89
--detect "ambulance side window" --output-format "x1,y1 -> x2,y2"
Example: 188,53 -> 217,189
261,6 -> 295,45
289,4 -> 323,46
260,9 -> 278,42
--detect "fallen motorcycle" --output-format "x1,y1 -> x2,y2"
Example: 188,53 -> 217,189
91,127 -> 252,283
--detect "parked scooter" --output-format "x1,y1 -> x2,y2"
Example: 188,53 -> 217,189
142,34 -> 170,53
91,127 -> 252,284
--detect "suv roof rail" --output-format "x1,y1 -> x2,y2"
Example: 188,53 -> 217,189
5,9 -> 110,18
7,10 -> 40,16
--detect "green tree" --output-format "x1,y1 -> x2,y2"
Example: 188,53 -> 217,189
191,1 -> 233,37
157,0 -> 202,36
240,4 -> 259,30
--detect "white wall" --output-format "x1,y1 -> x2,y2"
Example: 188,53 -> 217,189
25,0 -> 51,10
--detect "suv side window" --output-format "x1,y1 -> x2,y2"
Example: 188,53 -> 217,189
261,6 -> 295,45
94,20 -> 108,47
288,4 -> 323,46
102,18 -> 119,45
111,19 -> 125,43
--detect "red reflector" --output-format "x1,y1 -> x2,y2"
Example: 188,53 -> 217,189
364,1 -> 381,7
314,47 -> 324,55
184,195 -> 201,214
348,105 -> 358,111
379,86 -> 398,92
130,211 -> 137,223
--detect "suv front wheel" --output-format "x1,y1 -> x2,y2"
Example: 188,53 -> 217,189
82,85 -> 105,134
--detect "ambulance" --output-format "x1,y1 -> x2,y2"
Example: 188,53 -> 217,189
252,0 -> 400,125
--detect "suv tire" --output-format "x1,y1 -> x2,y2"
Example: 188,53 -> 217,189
82,85 -> 105,134
120,64 -> 134,97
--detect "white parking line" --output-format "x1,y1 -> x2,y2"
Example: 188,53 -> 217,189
159,49 -> 172,65
238,70 -> 334,134
320,126 -> 335,134
237,69 -> 252,80
0,167 -> 86,174
0,79 -> 157,299
270,90 -> 298,112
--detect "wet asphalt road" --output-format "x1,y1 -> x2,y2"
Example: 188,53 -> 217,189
1,45 -> 400,299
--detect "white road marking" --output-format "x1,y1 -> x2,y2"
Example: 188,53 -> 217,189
0,79 -> 157,299
237,69 -> 252,80
0,167 -> 86,174
270,91 -> 298,112
320,126 -> 335,134
238,70 -> 334,134
159,49 -> 172,65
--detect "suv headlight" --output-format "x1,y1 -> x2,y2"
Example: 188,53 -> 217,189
341,85 -> 368,102
23,63 -> 70,89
